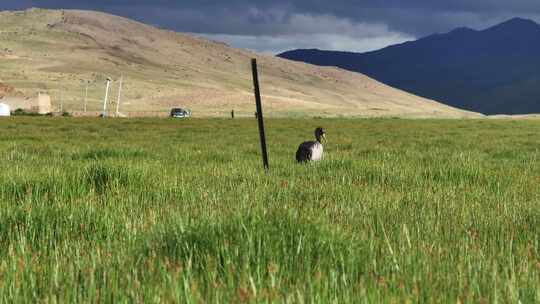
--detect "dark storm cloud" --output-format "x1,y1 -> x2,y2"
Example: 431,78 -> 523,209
2,1 -> 540,52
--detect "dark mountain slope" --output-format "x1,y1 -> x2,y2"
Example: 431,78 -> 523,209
279,18 -> 540,115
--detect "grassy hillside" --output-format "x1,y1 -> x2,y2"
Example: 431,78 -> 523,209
0,117 -> 539,301
0,8 -> 478,118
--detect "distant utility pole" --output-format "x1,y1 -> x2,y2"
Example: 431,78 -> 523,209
60,89 -> 64,113
84,81 -> 89,113
102,77 -> 112,117
115,74 -> 123,117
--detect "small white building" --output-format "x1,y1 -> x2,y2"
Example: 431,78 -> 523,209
0,103 -> 10,117
35,93 -> 52,114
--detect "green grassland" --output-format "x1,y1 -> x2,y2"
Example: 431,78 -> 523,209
0,117 -> 539,302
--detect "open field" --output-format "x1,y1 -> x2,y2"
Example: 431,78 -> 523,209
1,117 -> 539,302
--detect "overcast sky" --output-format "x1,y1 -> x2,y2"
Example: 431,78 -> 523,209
2,1 -> 540,53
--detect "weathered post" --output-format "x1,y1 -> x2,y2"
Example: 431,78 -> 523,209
251,58 -> 269,171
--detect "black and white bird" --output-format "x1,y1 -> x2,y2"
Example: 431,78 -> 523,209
296,127 -> 326,163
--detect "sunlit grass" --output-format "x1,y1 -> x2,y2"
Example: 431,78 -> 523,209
0,117 -> 539,302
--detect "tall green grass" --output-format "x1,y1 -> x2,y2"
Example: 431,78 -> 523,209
0,117 -> 539,302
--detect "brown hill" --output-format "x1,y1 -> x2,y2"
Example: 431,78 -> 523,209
0,83 -> 15,98
0,8 -> 480,117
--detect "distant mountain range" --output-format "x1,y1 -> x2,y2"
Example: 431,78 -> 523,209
279,18 -> 540,115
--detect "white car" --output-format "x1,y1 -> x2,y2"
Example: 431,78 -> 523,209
170,108 -> 191,118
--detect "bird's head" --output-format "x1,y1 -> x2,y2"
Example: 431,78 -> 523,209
315,127 -> 326,143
